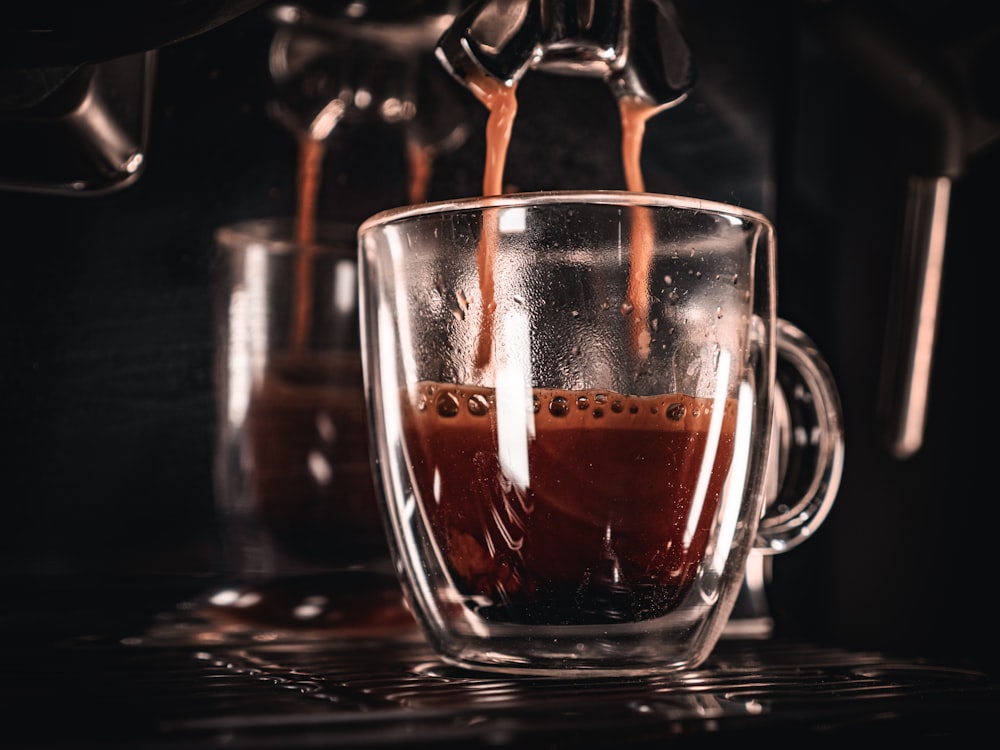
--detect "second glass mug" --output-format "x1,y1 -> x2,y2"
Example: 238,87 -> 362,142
358,191 -> 843,675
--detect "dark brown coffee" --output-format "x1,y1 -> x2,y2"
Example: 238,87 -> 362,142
247,351 -> 387,567
401,382 -> 738,625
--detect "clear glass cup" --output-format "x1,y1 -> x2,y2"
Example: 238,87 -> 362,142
207,218 -> 409,636
358,191 -> 843,675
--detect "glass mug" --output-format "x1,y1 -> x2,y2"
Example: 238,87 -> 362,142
208,219 -> 405,635
358,191 -> 843,675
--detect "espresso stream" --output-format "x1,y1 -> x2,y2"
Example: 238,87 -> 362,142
467,70 -> 659,366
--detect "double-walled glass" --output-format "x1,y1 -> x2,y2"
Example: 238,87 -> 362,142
359,191 -> 843,675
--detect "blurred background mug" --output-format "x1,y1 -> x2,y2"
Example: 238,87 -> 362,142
358,190 -> 844,675
207,218 -> 408,635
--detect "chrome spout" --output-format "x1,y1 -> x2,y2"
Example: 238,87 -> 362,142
435,0 -> 695,111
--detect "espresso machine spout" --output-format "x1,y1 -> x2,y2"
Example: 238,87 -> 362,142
434,0 -> 696,112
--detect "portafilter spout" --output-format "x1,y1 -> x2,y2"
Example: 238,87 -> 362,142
435,0 -> 695,112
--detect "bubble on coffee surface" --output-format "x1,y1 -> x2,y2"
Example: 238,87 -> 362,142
415,384 -> 718,428
666,403 -> 686,421
548,395 -> 570,417
435,390 -> 461,418
467,392 -> 491,416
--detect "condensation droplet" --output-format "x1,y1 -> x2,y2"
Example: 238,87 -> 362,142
594,393 -> 608,405
467,393 -> 490,416
571,310 -> 580,317
629,404 -> 640,414
576,395 -> 589,410
666,403 -> 686,421
435,391 -> 460,418
732,274 -> 739,285
532,394 -> 541,413
611,399 -> 624,413
663,274 -> 673,285
592,409 -> 604,419
668,290 -> 680,305
315,411 -> 336,443
620,302 -> 634,316
549,396 -> 570,417
716,306 -> 723,319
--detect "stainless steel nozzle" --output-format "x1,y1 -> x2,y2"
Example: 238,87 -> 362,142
435,0 -> 695,111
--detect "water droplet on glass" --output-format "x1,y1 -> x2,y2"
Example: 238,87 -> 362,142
571,310 -> 580,317
592,409 -> 604,419
620,302 -> 634,316
532,394 -> 541,413
315,411 -> 337,443
594,393 -> 608,405
716,306 -> 723,319
576,395 -> 589,410
435,391 -> 460,418
611,399 -> 624,413
663,274 -> 673,285
549,396 -> 570,417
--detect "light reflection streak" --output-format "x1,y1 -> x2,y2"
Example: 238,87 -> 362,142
683,350 -> 731,548
712,380 -> 755,573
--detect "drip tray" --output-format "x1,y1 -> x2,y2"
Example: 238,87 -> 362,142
4,576 -> 999,747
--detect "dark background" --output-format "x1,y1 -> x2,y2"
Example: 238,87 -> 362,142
0,0 -> 996,676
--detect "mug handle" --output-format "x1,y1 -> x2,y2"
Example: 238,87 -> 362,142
754,319 -> 845,554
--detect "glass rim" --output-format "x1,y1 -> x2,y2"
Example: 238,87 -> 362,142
214,217 -> 359,255
358,190 -> 773,234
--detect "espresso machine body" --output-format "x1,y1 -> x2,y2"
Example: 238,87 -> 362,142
1,0 -> 997,743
